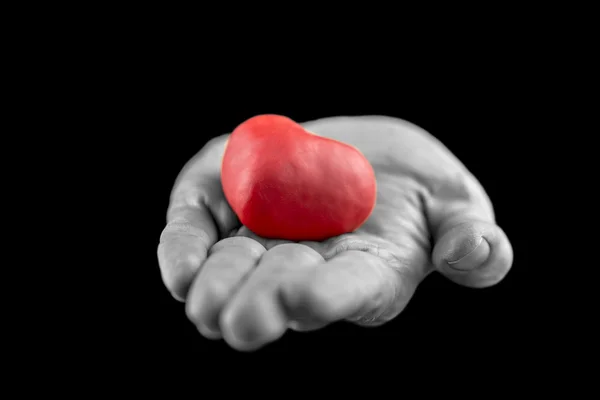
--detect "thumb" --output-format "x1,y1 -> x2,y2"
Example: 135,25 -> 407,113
427,180 -> 514,288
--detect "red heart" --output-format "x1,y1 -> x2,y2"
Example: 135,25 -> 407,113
221,114 -> 377,241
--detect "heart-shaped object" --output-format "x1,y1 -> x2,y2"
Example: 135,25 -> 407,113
221,114 -> 377,241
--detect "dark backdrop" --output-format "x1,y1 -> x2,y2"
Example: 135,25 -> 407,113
109,70 -> 537,370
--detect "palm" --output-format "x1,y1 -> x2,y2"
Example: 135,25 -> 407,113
158,116 -> 513,351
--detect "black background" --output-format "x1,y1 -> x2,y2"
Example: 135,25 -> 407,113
105,59 -> 541,372
15,8 -> 591,389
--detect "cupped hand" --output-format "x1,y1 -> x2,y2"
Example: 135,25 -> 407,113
157,116 -> 513,351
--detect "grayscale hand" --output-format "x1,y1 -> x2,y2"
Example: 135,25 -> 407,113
157,116 -> 513,351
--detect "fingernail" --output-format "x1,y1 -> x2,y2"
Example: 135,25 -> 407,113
446,237 -> 491,271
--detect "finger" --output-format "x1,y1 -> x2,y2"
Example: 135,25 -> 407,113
157,205 -> 219,301
185,237 -> 266,339
282,251 -> 419,327
220,243 -> 324,351
428,188 -> 514,288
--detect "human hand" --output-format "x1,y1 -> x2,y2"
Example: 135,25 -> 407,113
157,116 -> 513,351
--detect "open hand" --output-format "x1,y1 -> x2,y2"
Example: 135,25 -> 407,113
157,116 -> 513,351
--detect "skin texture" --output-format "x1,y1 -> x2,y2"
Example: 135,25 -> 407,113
157,116 -> 514,351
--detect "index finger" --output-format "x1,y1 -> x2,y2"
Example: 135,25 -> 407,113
157,204 -> 219,301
